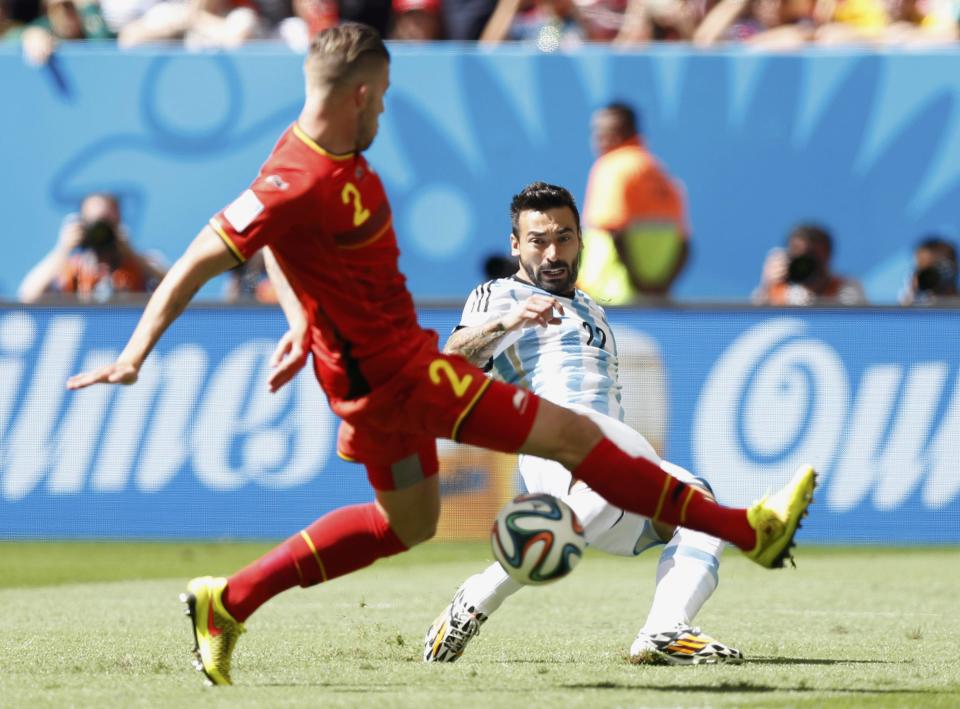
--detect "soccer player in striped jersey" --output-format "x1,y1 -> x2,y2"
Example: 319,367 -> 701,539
424,182 -> 742,665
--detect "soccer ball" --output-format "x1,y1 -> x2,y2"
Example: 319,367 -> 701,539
490,493 -> 586,585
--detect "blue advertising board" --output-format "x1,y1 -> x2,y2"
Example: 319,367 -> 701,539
4,46 -> 960,303
0,305 -> 957,543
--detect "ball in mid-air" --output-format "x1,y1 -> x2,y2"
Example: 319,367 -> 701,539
491,493 -> 586,585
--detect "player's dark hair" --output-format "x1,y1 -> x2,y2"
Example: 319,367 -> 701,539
788,223 -> 833,257
601,102 -> 641,138
306,22 -> 390,89
510,182 -> 581,238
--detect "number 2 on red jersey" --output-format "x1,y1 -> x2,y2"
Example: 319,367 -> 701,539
342,182 -> 371,227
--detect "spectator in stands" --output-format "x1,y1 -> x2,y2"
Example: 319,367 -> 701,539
274,0 -> 338,51
21,0 -> 113,65
339,0 -> 393,36
223,250 -> 278,303
479,0 -> 683,44
480,0 -> 587,47
118,0 -> 261,49
879,0 -> 958,44
443,0 -> 497,38
627,0 -> 705,41
390,0 -> 443,38
752,223 -> 866,305
900,236 -> 960,305
577,102 -> 690,304
694,0 -> 817,47
0,0 -> 25,39
97,0 -> 162,36
19,193 -> 166,303
813,0 -> 892,44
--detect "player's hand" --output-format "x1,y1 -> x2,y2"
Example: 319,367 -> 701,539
502,295 -> 564,331
66,361 -> 139,390
268,328 -> 309,393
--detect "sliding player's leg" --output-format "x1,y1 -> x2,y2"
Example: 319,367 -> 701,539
629,521 -> 743,665
537,411 -> 739,663
457,384 -> 815,568
182,428 -> 438,686
613,463 -> 740,665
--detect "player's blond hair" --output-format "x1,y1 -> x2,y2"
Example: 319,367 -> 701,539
305,23 -> 390,93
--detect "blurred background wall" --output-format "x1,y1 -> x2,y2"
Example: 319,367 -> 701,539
4,45 -> 960,303
2,305 -> 958,542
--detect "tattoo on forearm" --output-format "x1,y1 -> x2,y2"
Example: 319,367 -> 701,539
445,320 -> 507,366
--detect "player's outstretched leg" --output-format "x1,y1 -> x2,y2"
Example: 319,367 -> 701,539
572,442 -> 817,569
423,563 -> 521,662
458,392 -> 817,568
180,576 -> 246,686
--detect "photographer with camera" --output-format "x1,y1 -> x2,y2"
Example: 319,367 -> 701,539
752,223 -> 866,306
900,237 -> 960,306
19,192 -> 166,303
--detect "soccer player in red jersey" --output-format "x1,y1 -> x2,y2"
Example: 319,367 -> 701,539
67,23 -> 816,686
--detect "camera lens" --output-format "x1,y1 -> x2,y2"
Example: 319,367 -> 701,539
787,254 -> 818,284
81,220 -> 117,250
916,265 -> 944,294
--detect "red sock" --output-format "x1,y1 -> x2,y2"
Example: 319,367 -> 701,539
222,503 -> 407,622
573,438 -> 756,551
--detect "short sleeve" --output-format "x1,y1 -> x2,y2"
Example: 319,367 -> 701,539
457,280 -> 517,329
209,170 -> 314,263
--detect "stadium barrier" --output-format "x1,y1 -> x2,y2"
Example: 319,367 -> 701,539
4,45 -> 960,304
1,304 -> 957,543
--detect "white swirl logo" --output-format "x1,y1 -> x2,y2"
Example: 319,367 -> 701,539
693,319 -> 848,507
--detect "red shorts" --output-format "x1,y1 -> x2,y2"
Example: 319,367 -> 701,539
330,344 -> 539,491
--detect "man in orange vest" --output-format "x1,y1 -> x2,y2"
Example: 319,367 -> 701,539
578,102 -> 689,304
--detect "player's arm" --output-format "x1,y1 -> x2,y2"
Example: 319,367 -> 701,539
263,247 -> 310,393
444,294 -> 563,367
66,226 -> 237,389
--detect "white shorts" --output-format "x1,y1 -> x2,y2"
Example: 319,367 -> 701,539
518,406 -> 702,557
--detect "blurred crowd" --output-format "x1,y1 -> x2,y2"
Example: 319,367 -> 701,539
1,0 -> 957,59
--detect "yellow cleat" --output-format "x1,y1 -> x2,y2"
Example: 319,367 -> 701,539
744,465 -> 817,569
179,576 -> 245,686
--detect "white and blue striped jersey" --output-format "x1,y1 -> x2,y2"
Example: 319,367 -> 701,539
457,277 -> 624,421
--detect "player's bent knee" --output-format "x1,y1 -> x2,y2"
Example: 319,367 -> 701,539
388,514 -> 437,548
652,519 -> 676,542
375,477 -> 441,549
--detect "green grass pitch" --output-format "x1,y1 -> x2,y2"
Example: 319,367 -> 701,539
0,542 -> 958,707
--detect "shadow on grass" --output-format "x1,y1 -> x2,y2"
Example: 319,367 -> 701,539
249,680 -> 953,697
562,682 -> 947,696
747,657 -> 901,665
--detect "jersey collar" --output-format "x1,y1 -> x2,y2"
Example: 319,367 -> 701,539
293,124 -> 355,161
509,275 -> 578,301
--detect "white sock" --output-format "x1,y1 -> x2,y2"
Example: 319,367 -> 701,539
459,561 -> 524,617
640,527 -> 725,633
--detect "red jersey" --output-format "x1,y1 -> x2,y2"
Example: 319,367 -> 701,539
211,123 -> 432,403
